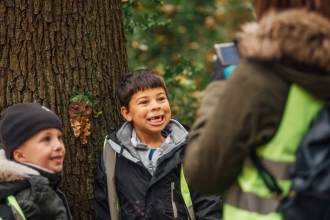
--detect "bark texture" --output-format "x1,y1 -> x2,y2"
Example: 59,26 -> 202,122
0,0 -> 128,219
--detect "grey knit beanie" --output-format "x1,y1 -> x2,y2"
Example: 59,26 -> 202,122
0,102 -> 63,159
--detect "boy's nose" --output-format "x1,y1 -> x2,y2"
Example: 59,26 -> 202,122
54,139 -> 64,150
150,100 -> 161,110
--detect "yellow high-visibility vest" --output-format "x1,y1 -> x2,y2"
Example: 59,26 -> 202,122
224,84 -> 324,220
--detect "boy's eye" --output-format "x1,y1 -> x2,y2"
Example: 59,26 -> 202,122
159,97 -> 167,101
139,100 -> 148,105
43,136 -> 51,142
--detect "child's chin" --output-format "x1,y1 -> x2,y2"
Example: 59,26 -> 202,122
51,166 -> 63,173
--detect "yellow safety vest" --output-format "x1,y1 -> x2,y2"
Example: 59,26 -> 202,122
224,84 -> 324,220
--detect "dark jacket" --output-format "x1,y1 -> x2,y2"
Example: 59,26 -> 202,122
0,149 -> 73,220
94,120 -> 222,220
184,9 -> 330,195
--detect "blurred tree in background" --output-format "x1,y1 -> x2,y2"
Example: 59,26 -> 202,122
123,0 -> 254,126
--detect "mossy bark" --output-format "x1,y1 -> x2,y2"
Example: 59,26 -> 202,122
0,0 -> 127,219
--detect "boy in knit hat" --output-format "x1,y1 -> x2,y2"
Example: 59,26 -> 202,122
0,102 -> 73,220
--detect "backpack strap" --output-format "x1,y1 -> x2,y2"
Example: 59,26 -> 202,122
250,103 -> 330,199
114,151 -> 121,218
103,136 -> 121,220
180,163 -> 196,220
250,150 -> 283,199
6,195 -> 26,220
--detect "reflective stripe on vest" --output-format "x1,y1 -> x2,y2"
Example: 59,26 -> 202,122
105,137 -> 195,220
6,195 -> 26,220
224,84 -> 325,220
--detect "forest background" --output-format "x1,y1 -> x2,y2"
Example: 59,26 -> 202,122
125,0 -> 254,126
0,0 -> 254,219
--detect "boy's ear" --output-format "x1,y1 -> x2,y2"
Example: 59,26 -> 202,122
12,148 -> 28,163
121,106 -> 132,122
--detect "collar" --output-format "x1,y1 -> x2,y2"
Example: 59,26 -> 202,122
130,129 -> 173,150
131,129 -> 149,150
117,119 -> 188,146
21,163 -> 62,186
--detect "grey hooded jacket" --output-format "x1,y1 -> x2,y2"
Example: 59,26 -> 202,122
94,119 -> 223,220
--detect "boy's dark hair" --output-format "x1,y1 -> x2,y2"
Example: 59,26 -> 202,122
116,69 -> 169,109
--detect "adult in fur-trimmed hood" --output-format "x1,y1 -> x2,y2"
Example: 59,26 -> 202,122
184,1 -> 330,220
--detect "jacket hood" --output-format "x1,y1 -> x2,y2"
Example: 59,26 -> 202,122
114,119 -> 188,163
0,149 -> 63,201
237,9 -> 330,99
117,119 -> 188,145
0,149 -> 39,182
0,149 -> 40,200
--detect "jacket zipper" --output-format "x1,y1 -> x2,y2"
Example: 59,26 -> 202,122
171,182 -> 178,219
149,141 -> 187,186
117,140 -> 152,176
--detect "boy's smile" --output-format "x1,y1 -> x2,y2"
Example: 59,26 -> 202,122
121,87 -> 171,142
147,115 -> 165,125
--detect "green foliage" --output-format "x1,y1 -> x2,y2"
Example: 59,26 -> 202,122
123,0 -> 254,126
70,91 -> 99,107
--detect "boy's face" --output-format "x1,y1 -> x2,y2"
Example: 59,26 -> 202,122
13,128 -> 65,173
121,87 -> 171,137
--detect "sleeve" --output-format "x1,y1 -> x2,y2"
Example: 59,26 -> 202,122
191,187 -> 223,220
94,154 -> 111,220
184,59 -> 287,195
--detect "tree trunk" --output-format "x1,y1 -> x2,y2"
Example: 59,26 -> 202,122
0,0 -> 128,219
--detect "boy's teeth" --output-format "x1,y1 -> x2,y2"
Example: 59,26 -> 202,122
149,116 -> 162,122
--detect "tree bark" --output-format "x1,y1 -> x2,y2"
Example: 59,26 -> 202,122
0,0 -> 128,219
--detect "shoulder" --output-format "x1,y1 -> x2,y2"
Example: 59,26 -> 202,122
233,59 -> 275,78
15,175 -> 50,198
167,119 -> 189,134
226,59 -> 289,96
107,130 -> 117,141
179,122 -> 190,132
15,176 -> 69,219
108,121 -> 133,142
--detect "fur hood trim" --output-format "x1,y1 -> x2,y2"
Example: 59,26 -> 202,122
0,149 -> 39,182
237,9 -> 330,72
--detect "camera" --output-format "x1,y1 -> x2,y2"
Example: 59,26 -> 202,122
211,43 -> 240,80
214,43 -> 240,66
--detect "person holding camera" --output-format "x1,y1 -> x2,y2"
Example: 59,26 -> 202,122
184,0 -> 330,220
